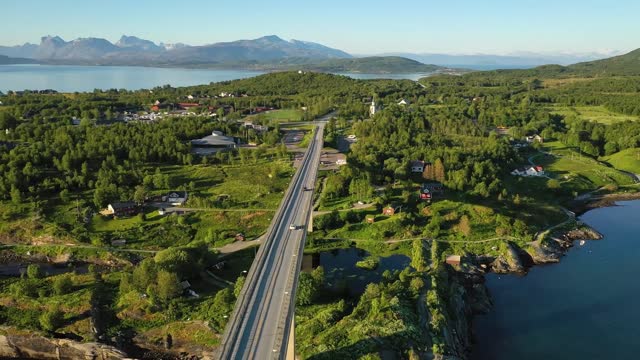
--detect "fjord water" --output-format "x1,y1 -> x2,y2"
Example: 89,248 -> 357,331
472,200 -> 640,360
0,64 -> 265,92
0,64 -> 431,92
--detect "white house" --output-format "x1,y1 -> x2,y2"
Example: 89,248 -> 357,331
526,134 -> 544,143
398,99 -> 409,106
187,95 -> 194,100
411,160 -> 426,173
511,166 -> 545,177
166,191 -> 188,206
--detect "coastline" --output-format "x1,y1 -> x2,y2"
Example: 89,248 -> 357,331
569,191 -> 640,215
462,196 -> 638,360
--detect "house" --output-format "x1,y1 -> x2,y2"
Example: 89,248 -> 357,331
511,166 -> 545,177
382,206 -> 396,216
191,131 -> 237,154
420,190 -> 432,202
177,102 -> 200,110
336,158 -> 347,166
421,182 -> 444,194
107,202 -> 138,217
166,191 -> 188,206
526,134 -> 544,144
179,280 -> 192,290
111,239 -> 127,246
398,99 -> 409,106
445,255 -> 461,266
187,95 -> 194,100
411,160 -> 425,173
150,105 -> 160,112
235,233 -> 246,242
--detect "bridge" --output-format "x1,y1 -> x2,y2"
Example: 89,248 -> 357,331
217,123 -> 324,359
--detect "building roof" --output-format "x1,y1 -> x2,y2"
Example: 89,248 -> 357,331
167,191 -> 188,199
191,134 -> 236,147
109,201 -> 136,210
411,160 -> 425,168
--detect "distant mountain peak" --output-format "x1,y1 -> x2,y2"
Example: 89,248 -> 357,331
1,34 -> 353,64
41,35 -> 65,44
258,35 -> 286,42
116,35 -> 161,51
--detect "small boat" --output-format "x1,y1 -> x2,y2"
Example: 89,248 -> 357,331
580,240 -> 586,246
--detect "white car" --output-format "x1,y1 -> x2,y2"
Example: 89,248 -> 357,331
289,224 -> 297,230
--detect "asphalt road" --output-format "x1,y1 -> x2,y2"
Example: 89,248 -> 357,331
217,124 -> 324,359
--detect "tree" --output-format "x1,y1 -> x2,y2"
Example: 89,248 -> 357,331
26,264 -> 42,279
422,163 -> 435,181
40,309 -> 64,332
10,186 -> 21,205
458,215 -> 472,236
234,276 -> 246,298
133,258 -> 157,291
154,248 -> 194,276
433,158 -> 446,183
547,179 -> 561,190
209,288 -> 235,332
157,271 -> 181,302
513,194 -> 522,206
133,185 -> 146,205
0,111 -> 17,130
411,239 -> 428,272
119,273 -> 134,295
296,267 -> 324,306
59,189 -> 70,203
52,275 -> 73,295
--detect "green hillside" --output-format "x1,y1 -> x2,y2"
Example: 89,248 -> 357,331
602,148 -> 640,174
297,56 -> 445,74
569,48 -> 640,76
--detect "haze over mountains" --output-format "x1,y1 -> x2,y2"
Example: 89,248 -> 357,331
0,35 -> 352,64
0,34 -> 631,72
378,52 -> 621,69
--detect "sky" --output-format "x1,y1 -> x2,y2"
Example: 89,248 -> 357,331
1,0 -> 639,55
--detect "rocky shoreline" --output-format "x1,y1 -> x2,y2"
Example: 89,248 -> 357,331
449,217 -> 606,360
570,191 -> 640,215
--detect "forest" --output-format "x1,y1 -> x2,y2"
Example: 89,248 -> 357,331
1,66 -> 640,359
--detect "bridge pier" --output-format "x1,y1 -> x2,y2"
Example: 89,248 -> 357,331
285,317 -> 296,360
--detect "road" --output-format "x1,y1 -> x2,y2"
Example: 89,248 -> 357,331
217,124 -> 324,359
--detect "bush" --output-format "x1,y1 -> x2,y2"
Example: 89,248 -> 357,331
157,271 -> 181,302
26,264 -> 42,279
52,275 -> 73,295
39,309 -> 64,332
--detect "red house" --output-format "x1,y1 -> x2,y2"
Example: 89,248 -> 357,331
178,103 -> 200,110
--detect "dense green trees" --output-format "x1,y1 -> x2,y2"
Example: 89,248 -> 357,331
296,266 -> 325,306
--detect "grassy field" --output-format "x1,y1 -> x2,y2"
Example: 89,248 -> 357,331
547,104 -> 640,125
601,148 -> 640,174
538,141 -> 634,192
246,109 -> 303,123
86,161 -> 293,249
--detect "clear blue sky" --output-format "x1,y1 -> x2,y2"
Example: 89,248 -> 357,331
2,0 -> 638,55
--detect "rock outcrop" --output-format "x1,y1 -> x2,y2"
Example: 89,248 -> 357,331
0,333 -> 127,359
490,242 -> 532,273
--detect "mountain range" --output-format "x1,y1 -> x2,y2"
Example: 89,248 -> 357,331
0,35 -> 349,63
375,52 -> 621,70
0,35 -> 449,73
452,47 -> 640,78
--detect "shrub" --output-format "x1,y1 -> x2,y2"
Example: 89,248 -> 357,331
39,309 -> 64,332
